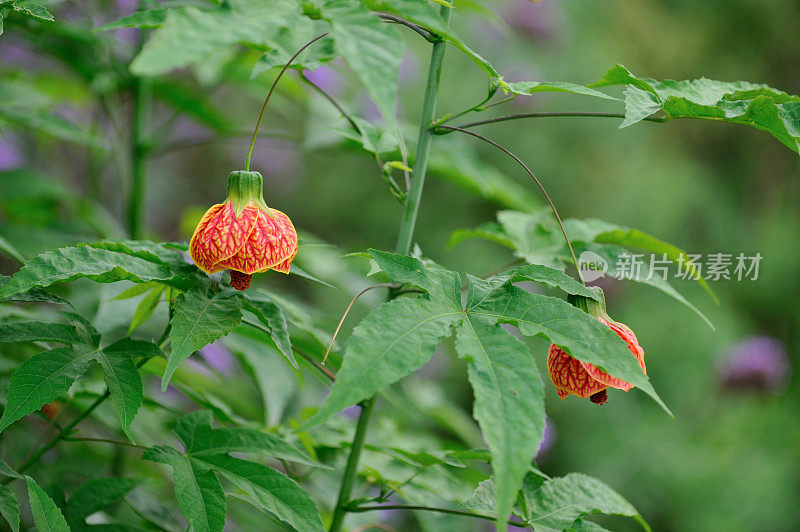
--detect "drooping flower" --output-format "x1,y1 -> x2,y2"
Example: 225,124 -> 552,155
189,170 -> 298,290
547,288 -> 646,404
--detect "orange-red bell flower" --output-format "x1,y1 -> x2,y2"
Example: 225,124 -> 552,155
190,171 -> 298,290
547,290 -> 646,404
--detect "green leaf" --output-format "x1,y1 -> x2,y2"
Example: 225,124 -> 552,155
0,460 -> 22,479
0,339 -> 157,435
455,317 -> 545,531
502,80 -> 618,101
97,339 -> 150,442
0,485 -> 19,532
458,211 -> 713,326
364,0 -> 499,78
11,1 -> 53,22
162,289 -> 242,390
0,244 -> 186,300
318,0 -> 404,124
131,1 -> 304,76
0,234 -> 25,263
447,223 -> 516,250
196,454 -> 325,532
128,284 -> 165,334
495,210 -> 569,270
64,477 -> 141,529
592,64 -> 800,153
115,282 -> 160,300
0,275 -> 70,305
240,294 -> 295,368
0,346 -> 95,433
468,283 -> 670,415
0,321 -> 86,345
369,249 -> 462,308
302,297 -> 462,428
590,64 -> 659,95
25,476 -> 69,532
620,87 -> 662,127
143,446 -> 226,532
95,8 -> 168,31
491,264 -> 602,300
251,21 -> 335,78
459,478 -> 496,513
522,473 -> 648,531
428,135 -> 540,210
174,411 -> 318,467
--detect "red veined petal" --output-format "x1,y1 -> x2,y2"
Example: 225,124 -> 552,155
580,317 -> 646,391
547,344 -> 608,399
217,205 -> 298,275
189,202 -> 258,274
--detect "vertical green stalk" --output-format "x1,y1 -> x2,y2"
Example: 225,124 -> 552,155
328,5 -> 452,532
395,5 -> 452,255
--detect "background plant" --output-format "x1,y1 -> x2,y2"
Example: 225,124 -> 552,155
0,1 -> 798,531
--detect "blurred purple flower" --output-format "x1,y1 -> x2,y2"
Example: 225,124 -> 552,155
504,0 -> 562,42
718,336 -> 790,394
116,0 -> 139,15
0,43 -> 38,67
304,65 -> 343,96
341,405 -> 361,419
0,137 -> 23,170
535,417 -> 556,462
114,27 -> 141,47
200,340 -> 236,374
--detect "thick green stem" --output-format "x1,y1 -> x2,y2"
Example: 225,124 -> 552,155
327,396 -> 376,532
395,6 -> 452,255
328,5 -> 452,532
127,64 -> 150,239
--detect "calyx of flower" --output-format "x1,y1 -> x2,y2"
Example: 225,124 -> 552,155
225,170 -> 272,217
567,286 -> 610,321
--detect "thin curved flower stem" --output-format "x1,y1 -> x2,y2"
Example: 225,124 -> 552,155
436,124 -> 585,284
294,346 -> 337,383
322,283 -> 397,364
377,13 -> 435,42
348,504 -> 531,528
244,32 -> 329,171
450,111 -> 668,130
